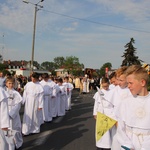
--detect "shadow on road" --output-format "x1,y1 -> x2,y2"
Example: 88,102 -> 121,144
22,90 -> 96,150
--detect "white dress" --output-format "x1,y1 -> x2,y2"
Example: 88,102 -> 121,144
22,81 -> 44,135
117,93 -> 150,150
93,89 -> 114,148
0,87 -> 10,150
40,80 -> 53,122
6,88 -> 23,149
51,84 -> 60,117
104,85 -> 131,150
58,85 -> 66,116
63,82 -> 74,110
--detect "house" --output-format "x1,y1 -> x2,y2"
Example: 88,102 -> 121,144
3,60 -> 50,77
3,60 -> 28,70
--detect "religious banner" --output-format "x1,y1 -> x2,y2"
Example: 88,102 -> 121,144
96,112 -> 117,142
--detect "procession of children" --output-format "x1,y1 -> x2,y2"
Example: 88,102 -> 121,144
0,64 -> 150,150
0,72 -> 74,150
93,65 -> 150,150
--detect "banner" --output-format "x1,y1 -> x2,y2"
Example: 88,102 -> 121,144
96,112 -> 117,142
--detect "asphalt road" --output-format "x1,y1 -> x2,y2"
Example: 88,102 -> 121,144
21,89 -> 97,150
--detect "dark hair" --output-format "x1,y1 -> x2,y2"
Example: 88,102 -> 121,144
58,78 -> 63,83
42,73 -> 49,79
31,72 -> 39,79
101,77 -> 109,84
109,72 -> 116,79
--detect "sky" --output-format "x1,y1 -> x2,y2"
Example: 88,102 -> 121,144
0,0 -> 150,69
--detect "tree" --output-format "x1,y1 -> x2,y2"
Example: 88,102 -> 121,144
99,62 -> 112,77
0,63 -> 7,71
53,57 -> 65,69
0,54 -> 3,63
41,61 -> 56,71
63,56 -> 84,76
121,38 -> 142,66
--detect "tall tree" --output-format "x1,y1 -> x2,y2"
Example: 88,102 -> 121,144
121,38 -> 142,66
53,57 -> 65,69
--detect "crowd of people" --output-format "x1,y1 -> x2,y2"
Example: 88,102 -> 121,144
0,71 -> 76,150
0,64 -> 149,150
93,65 -> 150,150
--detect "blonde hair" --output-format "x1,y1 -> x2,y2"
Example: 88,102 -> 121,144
125,65 -> 149,86
116,66 -> 128,77
6,76 -> 15,83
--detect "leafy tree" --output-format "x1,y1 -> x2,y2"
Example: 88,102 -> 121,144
41,61 -> 56,71
99,62 -> 112,77
0,54 -> 3,63
53,57 -> 65,69
121,38 -> 142,66
0,63 -> 7,71
63,56 -> 84,75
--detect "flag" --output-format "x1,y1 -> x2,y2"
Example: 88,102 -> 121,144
96,112 -> 117,142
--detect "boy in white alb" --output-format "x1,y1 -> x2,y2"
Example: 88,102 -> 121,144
63,77 -> 74,111
117,65 -> 150,150
104,66 -> 132,150
5,76 -> 23,149
93,77 -> 115,150
57,78 -> 67,116
22,72 -> 44,135
40,73 -> 53,122
0,86 -> 9,150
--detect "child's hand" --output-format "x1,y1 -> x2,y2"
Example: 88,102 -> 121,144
115,122 -> 118,127
94,115 -> 97,119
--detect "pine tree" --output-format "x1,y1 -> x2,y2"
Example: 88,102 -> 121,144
121,38 -> 142,66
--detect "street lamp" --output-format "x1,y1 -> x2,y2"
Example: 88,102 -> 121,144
23,0 -> 44,73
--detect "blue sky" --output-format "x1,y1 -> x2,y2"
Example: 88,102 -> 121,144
0,0 -> 150,69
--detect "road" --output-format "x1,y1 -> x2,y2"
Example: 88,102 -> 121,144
21,90 -> 97,150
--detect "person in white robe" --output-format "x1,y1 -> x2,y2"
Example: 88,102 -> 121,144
40,73 -> 53,122
0,86 -> 10,150
108,71 -> 117,90
82,76 -> 87,93
86,76 -> 90,93
93,77 -> 115,150
22,72 -> 44,135
57,78 -> 66,116
5,76 -> 23,150
104,66 -> 131,150
117,65 -> 150,150
50,78 -> 60,118
63,77 -> 74,111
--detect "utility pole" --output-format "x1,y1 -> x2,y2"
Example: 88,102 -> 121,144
23,0 -> 44,74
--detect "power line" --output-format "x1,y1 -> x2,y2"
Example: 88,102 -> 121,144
42,9 -> 150,34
